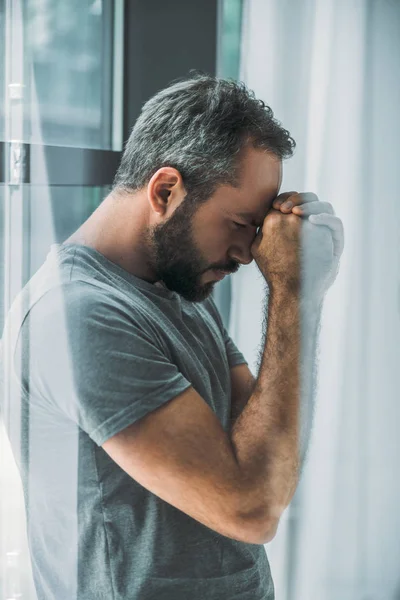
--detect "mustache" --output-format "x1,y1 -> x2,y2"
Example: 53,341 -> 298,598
212,264 -> 240,274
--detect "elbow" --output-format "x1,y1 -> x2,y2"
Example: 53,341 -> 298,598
250,515 -> 280,545
244,482 -> 298,543
231,476 -> 289,544
236,505 -> 282,545
261,517 -> 280,543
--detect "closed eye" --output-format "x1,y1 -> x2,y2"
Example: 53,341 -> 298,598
233,221 -> 261,235
233,221 -> 247,229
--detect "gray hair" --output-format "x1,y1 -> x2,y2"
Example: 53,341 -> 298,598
113,70 -> 296,204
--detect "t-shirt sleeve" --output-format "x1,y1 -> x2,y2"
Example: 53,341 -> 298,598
204,296 -> 248,369
22,282 -> 193,446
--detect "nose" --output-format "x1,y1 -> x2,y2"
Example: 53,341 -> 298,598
229,246 -> 254,267
235,255 -> 254,267
228,229 -> 258,268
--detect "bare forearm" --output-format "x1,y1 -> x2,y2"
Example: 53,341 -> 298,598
230,286 -> 322,524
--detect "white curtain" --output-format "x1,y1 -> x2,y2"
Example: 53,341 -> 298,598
229,1 -> 400,598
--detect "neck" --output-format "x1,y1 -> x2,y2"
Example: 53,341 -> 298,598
64,190 -> 158,282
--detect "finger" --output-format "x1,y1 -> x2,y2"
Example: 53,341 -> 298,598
292,201 -> 335,217
272,191 -> 298,210
308,214 -> 344,258
273,191 -> 318,212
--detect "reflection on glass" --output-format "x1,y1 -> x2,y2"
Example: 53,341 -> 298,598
0,186 -> 109,597
28,185 -> 109,276
0,186 -> 3,329
0,3 -> 5,141
24,0 -> 114,149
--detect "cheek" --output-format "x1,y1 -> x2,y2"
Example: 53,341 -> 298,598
196,221 -> 229,251
206,231 -> 231,257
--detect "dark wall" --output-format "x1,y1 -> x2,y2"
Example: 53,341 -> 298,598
123,0 -> 218,139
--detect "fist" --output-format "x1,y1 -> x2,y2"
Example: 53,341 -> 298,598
270,191 -> 345,296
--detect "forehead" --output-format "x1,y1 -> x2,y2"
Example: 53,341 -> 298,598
212,146 -> 283,224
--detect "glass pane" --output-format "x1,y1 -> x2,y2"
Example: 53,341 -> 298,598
0,186 -> 3,330
23,0 -> 115,149
0,421 -> 37,599
0,185 -> 109,329
0,186 -> 36,599
0,2 -> 5,141
28,186 -> 110,276
220,0 -> 243,81
213,0 -> 244,328
0,186 -> 108,598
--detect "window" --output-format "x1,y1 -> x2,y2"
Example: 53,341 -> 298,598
213,0 -> 244,329
0,2 -> 123,596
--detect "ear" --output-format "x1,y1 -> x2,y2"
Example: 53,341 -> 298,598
147,167 -> 186,216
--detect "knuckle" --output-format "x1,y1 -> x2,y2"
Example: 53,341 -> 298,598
287,213 -> 300,224
302,192 -> 319,202
266,212 -> 281,225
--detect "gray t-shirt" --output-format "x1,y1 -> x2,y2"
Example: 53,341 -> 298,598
0,243 -> 274,600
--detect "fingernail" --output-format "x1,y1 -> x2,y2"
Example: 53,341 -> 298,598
282,201 -> 293,209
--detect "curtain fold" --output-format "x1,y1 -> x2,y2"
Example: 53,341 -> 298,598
232,1 -> 400,598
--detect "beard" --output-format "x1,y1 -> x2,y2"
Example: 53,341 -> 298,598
144,195 -> 234,303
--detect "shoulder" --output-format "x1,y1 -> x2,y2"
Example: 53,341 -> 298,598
26,279 -> 147,343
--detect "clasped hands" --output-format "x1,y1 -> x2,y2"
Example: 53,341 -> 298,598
271,191 -> 345,294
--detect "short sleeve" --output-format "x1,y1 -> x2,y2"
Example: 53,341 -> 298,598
22,282 -> 192,446
204,296 -> 248,369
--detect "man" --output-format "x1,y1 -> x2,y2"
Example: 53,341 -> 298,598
0,72 -> 343,599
